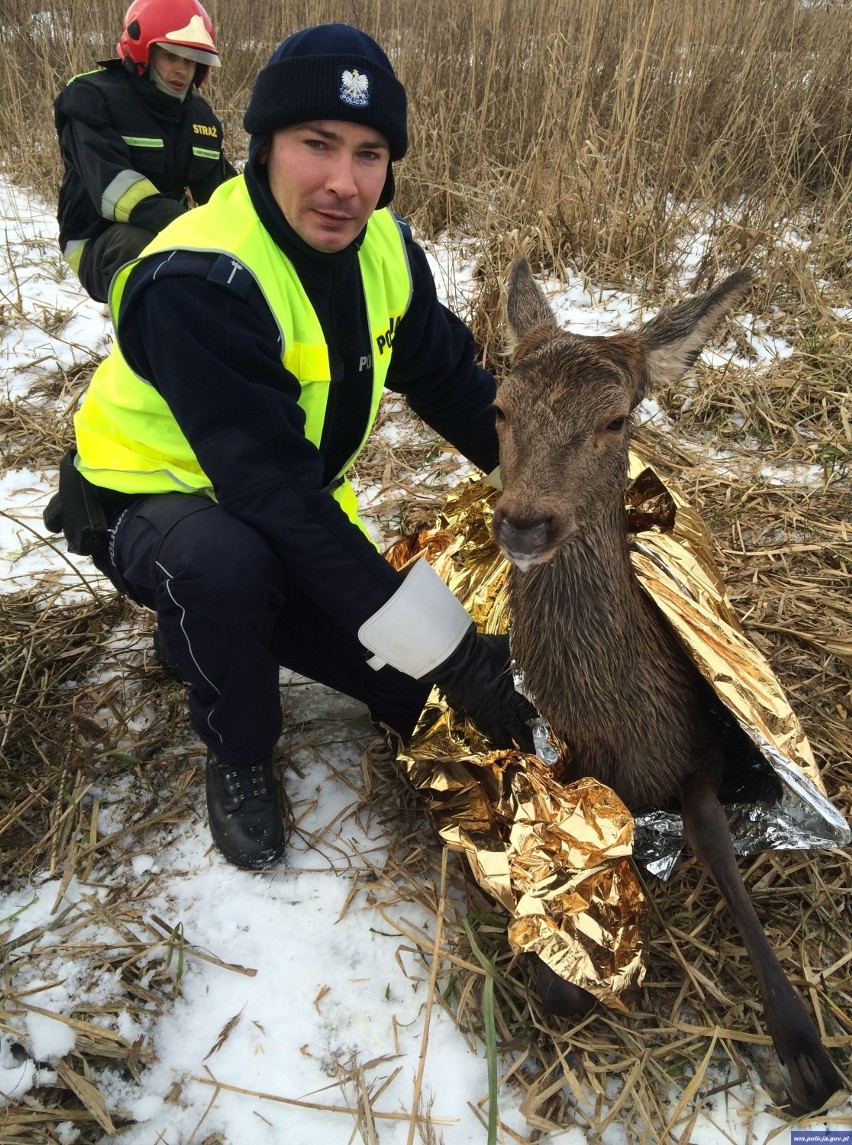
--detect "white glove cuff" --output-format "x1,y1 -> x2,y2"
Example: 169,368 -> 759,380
358,558 -> 472,678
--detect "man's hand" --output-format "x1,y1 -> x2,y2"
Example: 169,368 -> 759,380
355,559 -> 539,750
431,629 -> 538,752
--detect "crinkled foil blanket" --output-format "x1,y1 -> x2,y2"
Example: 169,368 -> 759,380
386,454 -> 850,1010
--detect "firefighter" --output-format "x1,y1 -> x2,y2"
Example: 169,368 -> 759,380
61,23 -> 536,869
54,0 -> 235,303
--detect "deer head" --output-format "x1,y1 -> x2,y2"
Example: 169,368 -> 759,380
492,260 -> 753,570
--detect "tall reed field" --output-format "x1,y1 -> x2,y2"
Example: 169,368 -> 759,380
1,0 -> 850,297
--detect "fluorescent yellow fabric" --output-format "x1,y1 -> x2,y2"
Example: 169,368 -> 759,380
75,175 -> 412,535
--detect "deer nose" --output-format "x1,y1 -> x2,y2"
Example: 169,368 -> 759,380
495,515 -> 552,558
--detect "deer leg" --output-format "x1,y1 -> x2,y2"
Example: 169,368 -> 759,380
529,953 -> 597,1018
680,765 -> 842,1112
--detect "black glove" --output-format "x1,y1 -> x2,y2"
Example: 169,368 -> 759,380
431,629 -> 538,752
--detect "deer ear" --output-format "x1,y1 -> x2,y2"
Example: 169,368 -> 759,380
505,258 -> 559,357
639,269 -> 753,393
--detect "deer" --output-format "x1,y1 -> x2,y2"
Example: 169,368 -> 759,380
490,258 -> 843,1113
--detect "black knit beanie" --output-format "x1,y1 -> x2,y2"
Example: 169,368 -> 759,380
244,24 -> 407,209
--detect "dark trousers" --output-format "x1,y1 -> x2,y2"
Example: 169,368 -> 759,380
95,493 -> 430,767
77,223 -> 156,303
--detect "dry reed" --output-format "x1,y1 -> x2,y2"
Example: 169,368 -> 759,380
0,0 -> 850,287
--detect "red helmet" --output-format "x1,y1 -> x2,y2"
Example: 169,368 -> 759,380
117,0 -> 220,85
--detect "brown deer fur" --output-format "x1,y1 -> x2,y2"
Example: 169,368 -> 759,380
492,258 -> 842,1112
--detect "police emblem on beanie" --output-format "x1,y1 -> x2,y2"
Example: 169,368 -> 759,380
243,23 -> 407,208
340,68 -> 369,107
243,23 -> 407,160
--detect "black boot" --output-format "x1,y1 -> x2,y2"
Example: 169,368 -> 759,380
205,752 -> 288,869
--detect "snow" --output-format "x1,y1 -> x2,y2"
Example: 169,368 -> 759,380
1,172 -> 849,1143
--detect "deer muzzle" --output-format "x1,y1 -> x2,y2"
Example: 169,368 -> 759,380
493,511 -> 567,571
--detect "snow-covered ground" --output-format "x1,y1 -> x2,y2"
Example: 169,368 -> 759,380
1,173 -> 849,1144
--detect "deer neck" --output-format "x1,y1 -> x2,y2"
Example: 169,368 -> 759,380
507,497 -> 698,806
510,499 -> 645,692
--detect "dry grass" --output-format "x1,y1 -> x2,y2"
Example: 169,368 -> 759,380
1,0 -> 850,287
1,297 -> 849,1140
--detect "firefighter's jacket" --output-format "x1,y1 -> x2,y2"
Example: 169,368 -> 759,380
54,59 -> 234,272
72,166 -> 499,643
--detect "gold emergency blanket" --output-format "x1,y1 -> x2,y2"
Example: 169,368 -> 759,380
387,452 -> 850,1009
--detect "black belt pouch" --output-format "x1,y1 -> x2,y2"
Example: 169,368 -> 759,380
43,448 -> 108,557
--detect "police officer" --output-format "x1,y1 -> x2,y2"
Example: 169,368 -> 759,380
69,23 -> 536,869
54,0 -> 235,303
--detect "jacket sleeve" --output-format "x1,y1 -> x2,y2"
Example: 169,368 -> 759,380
116,256 -> 405,636
56,80 -> 186,233
188,152 -> 238,206
384,237 -> 500,475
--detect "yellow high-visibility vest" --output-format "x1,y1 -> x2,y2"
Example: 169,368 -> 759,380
75,175 -> 413,532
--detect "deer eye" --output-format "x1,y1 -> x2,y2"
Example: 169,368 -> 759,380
493,404 -> 507,425
606,415 -> 628,432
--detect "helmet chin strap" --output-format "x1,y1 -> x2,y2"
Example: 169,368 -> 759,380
148,63 -> 190,100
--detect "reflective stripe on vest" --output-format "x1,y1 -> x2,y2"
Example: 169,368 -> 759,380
75,176 -> 413,534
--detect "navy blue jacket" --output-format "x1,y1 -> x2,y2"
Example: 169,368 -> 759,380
97,167 -> 500,635
55,59 -> 234,249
